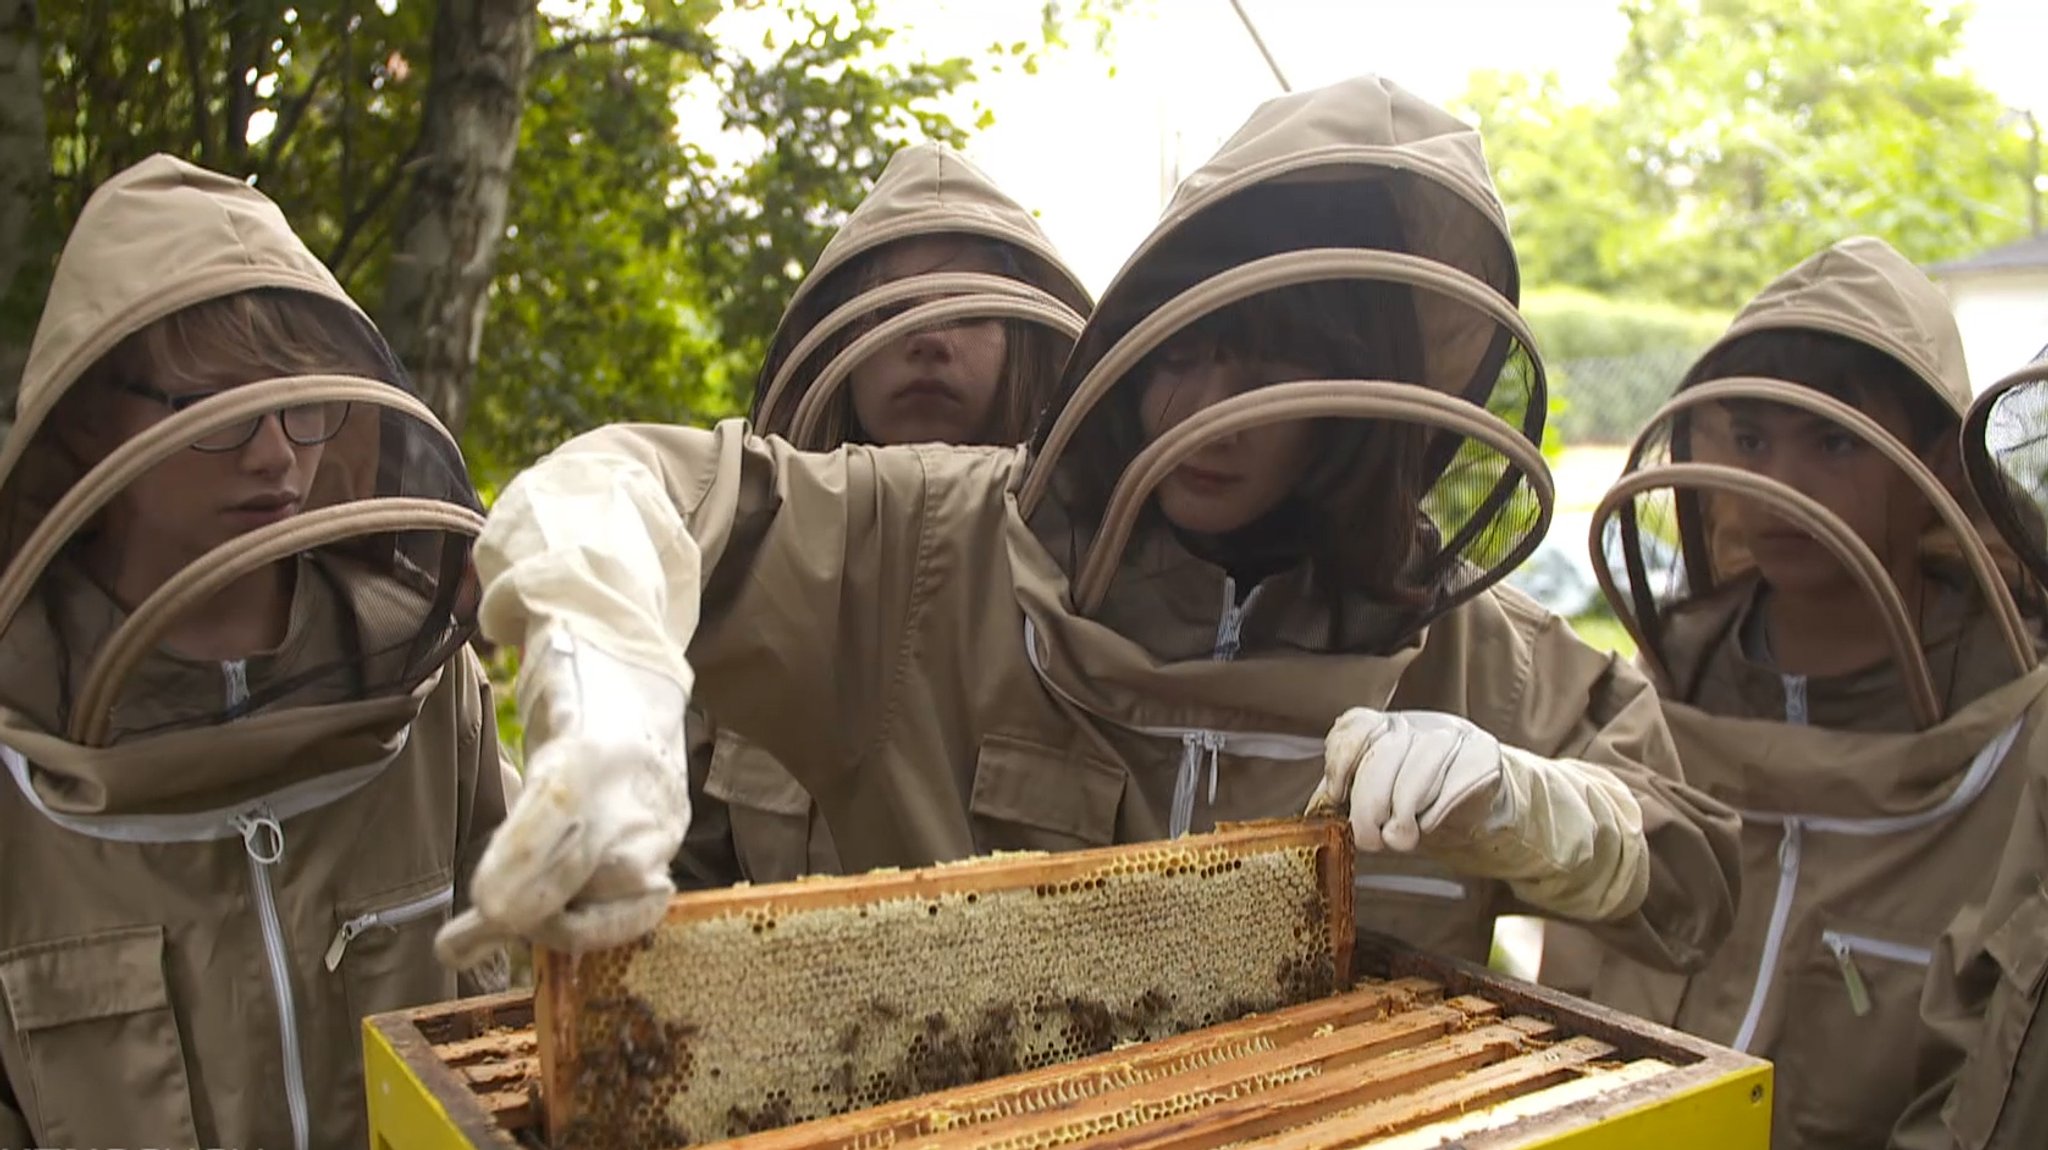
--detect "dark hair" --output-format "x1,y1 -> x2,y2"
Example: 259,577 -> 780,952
1682,328 -> 1951,451
749,235 -> 1074,447
1064,275 -> 1438,609
1676,326 -> 2037,598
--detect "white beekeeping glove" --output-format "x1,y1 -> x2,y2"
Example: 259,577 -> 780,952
436,447 -> 703,965
438,630 -> 691,963
1309,709 -> 1649,922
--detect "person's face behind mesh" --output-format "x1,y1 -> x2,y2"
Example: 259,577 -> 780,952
1136,337 -> 1317,537
1692,387 -> 1934,597
67,291 -> 360,585
846,237 -> 1012,446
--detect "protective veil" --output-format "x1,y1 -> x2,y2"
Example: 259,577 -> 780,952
682,142 -> 1092,890
0,155 -> 507,1150
1572,238 -> 2047,1150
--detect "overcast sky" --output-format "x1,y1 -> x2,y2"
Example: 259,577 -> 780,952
722,0 -> 2048,294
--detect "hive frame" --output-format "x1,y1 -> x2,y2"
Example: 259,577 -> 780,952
536,820 -> 1355,1148
363,836 -> 1772,1150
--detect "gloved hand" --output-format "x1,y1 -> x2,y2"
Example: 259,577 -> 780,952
1308,708 -> 1650,923
436,627 -> 692,966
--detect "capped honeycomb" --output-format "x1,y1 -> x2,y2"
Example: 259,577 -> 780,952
536,820 -> 1355,1150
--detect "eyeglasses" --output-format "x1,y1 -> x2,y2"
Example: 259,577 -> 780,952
117,381 -> 351,453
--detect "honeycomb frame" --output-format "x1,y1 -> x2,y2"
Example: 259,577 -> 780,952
535,820 -> 1356,1150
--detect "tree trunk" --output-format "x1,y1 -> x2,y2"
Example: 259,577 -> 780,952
0,0 -> 48,410
379,0 -> 536,436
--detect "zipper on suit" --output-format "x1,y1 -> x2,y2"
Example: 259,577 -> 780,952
223,659 -> 250,709
324,883 -> 456,971
1733,820 -> 1803,1053
1356,874 -> 1467,901
233,806 -> 310,1150
1821,929 -> 1933,1018
1170,579 -> 1257,838
1780,673 -> 1808,726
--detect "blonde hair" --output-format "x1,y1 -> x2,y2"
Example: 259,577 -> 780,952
73,288 -> 394,404
8,289 -> 396,560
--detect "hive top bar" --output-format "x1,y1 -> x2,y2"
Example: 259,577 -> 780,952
535,819 -> 1355,1150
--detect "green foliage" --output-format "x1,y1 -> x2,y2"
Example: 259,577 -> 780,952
485,643 -> 524,771
24,0 -> 1120,486
673,4 -> 974,411
1463,0 -> 2036,313
20,1 -> 433,344
1524,287 -> 1729,443
1567,605 -> 1637,659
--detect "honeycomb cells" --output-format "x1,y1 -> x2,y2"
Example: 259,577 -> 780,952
557,837 -> 1343,1149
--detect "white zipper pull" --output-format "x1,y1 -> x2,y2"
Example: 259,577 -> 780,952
1825,933 -> 1874,1017
233,807 -> 284,865
1204,732 -> 1224,805
1214,578 -> 1246,660
1782,674 -> 1809,726
1170,733 -> 1202,839
325,912 -> 375,972
223,659 -> 251,710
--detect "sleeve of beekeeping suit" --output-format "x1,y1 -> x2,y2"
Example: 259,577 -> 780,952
1314,708 -> 1650,922
1311,590 -> 1741,973
435,420 -> 945,964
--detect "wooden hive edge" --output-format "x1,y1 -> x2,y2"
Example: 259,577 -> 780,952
1221,1035 -> 1621,1150
1355,931 -> 1770,1075
882,997 -> 1553,1150
706,978 -> 1446,1150
365,993 -> 537,1150
980,1015 -> 1567,1150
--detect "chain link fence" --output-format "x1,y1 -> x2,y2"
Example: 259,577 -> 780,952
1547,345 -> 1707,446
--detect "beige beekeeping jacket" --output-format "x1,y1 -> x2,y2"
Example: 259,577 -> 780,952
0,154 -> 511,1150
1892,350 -> 2048,1150
684,142 -> 1092,888
1561,237 -> 2047,1150
480,76 -> 1739,980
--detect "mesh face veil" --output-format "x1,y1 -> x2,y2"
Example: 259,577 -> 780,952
1964,346 -> 2048,594
1019,77 -> 1554,654
0,158 -> 483,792
1592,240 -> 2036,729
748,144 -> 1093,450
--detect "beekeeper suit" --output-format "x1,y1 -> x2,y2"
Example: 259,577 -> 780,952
0,156 -> 511,1150
1891,346 -> 2048,1150
1559,239 -> 2048,1150
439,76 -> 1738,983
682,142 -> 1091,888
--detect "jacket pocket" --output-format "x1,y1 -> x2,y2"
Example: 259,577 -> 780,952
968,733 -> 1124,852
0,925 -> 200,1146
1352,865 -> 1493,965
1949,883 -> 2048,1149
705,730 -> 834,883
328,872 -> 457,1025
1776,919 -> 1936,1147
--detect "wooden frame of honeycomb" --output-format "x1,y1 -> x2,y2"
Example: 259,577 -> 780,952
534,820 -> 1354,1149
363,821 -> 1771,1150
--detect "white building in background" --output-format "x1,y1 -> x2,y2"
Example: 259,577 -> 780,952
1929,234 -> 2048,392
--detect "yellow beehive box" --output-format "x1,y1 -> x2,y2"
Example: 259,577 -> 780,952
364,821 -> 1769,1149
